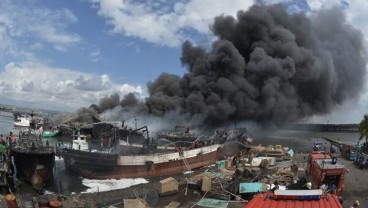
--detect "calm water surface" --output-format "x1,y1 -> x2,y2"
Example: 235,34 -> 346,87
0,110 -> 361,194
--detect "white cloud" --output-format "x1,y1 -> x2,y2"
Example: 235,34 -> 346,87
125,42 -> 141,53
346,0 -> 368,43
0,62 -> 143,111
30,42 -> 44,50
90,0 -> 254,47
89,49 -> 102,62
0,0 -> 81,57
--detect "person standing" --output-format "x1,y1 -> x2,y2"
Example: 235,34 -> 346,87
271,180 -> 279,192
323,143 -> 328,152
329,183 -> 337,194
320,183 -> 327,193
8,131 -> 14,143
0,134 -> 4,145
304,181 -> 312,190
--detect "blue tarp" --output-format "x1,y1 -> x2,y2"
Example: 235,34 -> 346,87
239,182 -> 267,194
197,198 -> 229,208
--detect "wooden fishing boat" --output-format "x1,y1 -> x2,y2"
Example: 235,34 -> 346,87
58,125 -> 250,180
61,143 -> 223,179
10,119 -> 55,190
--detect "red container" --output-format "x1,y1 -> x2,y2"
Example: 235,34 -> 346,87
5,194 -> 18,208
37,196 -> 50,207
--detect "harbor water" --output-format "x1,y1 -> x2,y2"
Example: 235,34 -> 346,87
0,110 -> 361,195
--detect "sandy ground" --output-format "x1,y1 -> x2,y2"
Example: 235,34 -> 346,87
339,156 -> 368,208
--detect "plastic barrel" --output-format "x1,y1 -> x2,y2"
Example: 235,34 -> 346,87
5,194 -> 18,208
49,200 -> 63,208
23,196 -> 35,208
37,196 -> 50,207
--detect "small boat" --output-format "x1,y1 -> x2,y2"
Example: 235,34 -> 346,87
42,129 -> 61,138
71,134 -> 89,151
14,116 -> 31,127
265,145 -> 287,161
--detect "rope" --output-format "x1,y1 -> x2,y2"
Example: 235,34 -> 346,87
190,191 -> 208,208
215,177 -> 245,201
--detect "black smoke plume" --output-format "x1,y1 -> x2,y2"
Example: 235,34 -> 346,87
69,4 -> 366,130
146,4 -> 366,125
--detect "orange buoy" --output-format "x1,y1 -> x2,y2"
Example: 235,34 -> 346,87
5,194 -> 18,208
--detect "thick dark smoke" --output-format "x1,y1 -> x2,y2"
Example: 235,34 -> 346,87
146,5 -> 366,125
67,4 -> 366,130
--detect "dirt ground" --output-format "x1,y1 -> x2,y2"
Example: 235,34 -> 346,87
339,156 -> 368,208
0,154 -> 366,208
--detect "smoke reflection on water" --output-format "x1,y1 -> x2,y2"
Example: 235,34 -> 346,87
0,111 -> 361,194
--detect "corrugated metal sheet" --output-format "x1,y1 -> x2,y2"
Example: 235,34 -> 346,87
244,193 -> 343,208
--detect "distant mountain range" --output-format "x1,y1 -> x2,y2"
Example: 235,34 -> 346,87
0,103 -> 62,116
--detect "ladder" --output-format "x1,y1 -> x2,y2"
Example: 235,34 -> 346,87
181,154 -> 191,172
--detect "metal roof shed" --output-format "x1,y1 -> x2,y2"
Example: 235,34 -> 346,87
244,191 -> 343,208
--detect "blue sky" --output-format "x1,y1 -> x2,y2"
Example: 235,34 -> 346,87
0,0 -> 367,123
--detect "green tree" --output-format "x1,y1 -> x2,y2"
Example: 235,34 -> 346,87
358,114 -> 368,142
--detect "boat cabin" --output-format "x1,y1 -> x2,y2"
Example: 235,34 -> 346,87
72,134 -> 89,151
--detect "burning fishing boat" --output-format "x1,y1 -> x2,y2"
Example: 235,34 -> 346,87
157,125 -> 198,143
58,125 -> 239,180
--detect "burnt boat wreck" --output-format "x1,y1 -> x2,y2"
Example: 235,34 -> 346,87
58,123 -> 249,179
11,134 -> 55,191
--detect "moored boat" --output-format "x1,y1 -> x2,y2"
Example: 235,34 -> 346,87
14,116 -> 31,127
42,129 -> 61,138
61,143 -> 223,179
10,127 -> 55,190
71,133 -> 89,151
58,124 -> 243,179
157,125 -> 198,143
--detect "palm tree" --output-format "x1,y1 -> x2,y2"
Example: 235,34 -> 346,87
358,114 -> 368,143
